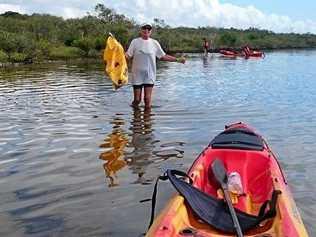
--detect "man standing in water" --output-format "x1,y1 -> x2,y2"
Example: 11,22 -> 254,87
126,23 -> 185,110
203,38 -> 209,56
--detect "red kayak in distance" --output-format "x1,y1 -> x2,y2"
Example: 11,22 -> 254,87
247,50 -> 264,58
219,49 -> 240,58
219,49 -> 265,58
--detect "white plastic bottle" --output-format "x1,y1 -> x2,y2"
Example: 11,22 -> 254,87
228,172 -> 243,195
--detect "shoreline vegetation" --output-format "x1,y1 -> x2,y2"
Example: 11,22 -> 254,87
1,3 -> 316,67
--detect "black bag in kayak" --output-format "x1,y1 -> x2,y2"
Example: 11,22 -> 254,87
148,169 -> 281,233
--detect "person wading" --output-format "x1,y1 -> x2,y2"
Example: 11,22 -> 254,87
203,38 -> 210,56
126,23 -> 185,110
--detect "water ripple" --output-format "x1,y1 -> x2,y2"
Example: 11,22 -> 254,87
0,52 -> 316,236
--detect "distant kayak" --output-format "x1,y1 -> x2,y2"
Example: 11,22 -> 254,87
245,50 -> 265,58
103,35 -> 128,89
219,49 -> 264,58
146,122 -> 308,237
219,49 -> 240,58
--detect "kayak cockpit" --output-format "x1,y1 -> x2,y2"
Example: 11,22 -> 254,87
189,148 -> 274,215
146,123 -> 308,237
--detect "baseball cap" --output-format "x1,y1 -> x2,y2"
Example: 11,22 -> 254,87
141,23 -> 152,30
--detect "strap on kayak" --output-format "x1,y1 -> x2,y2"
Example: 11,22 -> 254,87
147,170 -> 192,230
258,189 -> 281,219
148,169 -> 281,233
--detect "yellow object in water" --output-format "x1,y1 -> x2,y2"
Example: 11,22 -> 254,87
103,35 -> 128,89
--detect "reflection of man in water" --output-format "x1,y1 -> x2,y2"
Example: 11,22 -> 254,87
99,117 -> 128,187
99,109 -> 185,186
126,108 -> 155,184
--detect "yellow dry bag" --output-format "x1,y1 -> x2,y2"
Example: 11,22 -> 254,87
103,35 -> 128,89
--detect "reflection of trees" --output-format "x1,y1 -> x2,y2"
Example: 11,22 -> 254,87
99,117 -> 128,187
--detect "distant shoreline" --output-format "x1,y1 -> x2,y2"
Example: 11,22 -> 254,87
2,8 -> 316,69
168,46 -> 316,54
0,58 -> 100,69
1,47 -> 316,69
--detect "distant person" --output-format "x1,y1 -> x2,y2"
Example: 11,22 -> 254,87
242,45 -> 252,58
203,38 -> 209,56
125,23 -> 186,110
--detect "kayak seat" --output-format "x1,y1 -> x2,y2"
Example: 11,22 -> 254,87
149,169 -> 281,234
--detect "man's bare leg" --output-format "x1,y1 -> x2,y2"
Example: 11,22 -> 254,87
144,86 -> 153,110
132,87 -> 142,108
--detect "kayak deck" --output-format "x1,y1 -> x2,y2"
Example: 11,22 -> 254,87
146,123 -> 308,237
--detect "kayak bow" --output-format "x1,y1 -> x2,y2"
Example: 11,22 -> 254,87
146,122 -> 308,237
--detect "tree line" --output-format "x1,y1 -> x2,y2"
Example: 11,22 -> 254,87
1,3 -> 316,63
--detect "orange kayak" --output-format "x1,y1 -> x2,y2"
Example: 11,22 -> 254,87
219,49 -> 240,58
248,51 -> 264,57
146,122 -> 308,237
244,50 -> 265,58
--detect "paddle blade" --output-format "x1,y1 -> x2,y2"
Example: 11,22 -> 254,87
211,159 -> 244,237
211,159 -> 228,187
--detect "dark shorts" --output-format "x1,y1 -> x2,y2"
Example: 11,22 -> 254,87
133,84 -> 154,89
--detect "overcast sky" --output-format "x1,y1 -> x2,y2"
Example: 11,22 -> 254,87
1,0 -> 316,34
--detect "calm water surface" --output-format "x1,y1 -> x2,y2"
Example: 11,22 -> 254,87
0,50 -> 315,236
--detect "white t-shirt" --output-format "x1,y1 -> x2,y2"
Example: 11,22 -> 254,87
126,37 -> 166,85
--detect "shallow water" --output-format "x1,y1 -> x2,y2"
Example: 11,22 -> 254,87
0,51 -> 315,236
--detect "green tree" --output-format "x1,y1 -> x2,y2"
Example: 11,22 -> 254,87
219,32 -> 238,47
